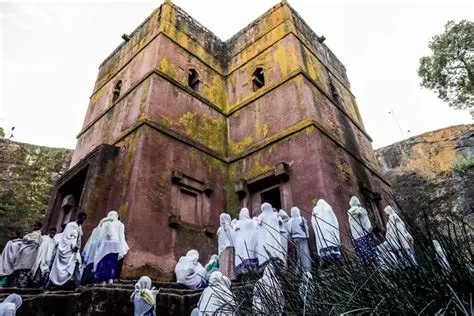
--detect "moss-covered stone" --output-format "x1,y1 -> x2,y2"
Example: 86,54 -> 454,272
0,138 -> 72,247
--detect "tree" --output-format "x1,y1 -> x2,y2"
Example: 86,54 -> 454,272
418,20 -> 474,110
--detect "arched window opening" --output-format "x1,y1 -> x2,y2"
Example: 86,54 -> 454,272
188,69 -> 199,91
252,67 -> 265,91
112,80 -> 122,103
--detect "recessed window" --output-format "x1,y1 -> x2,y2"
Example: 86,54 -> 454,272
112,80 -> 122,103
329,80 -> 340,105
252,67 -> 265,91
188,68 -> 199,91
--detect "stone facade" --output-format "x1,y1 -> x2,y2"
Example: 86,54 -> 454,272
44,1 -> 392,279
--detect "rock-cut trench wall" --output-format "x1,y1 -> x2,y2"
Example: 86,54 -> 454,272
0,138 -> 72,248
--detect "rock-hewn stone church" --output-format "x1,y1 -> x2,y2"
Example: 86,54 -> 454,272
44,0 -> 394,279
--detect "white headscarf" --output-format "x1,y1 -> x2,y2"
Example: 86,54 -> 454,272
131,276 -> 158,316
0,294 -> 22,316
83,210 -> 129,271
312,200 -> 340,254
347,196 -> 372,239
256,203 -> 284,265
252,266 -> 284,315
217,213 -> 234,255
234,208 -> 258,268
384,206 -> 411,250
288,207 -> 309,239
197,271 -> 235,315
175,249 -> 206,289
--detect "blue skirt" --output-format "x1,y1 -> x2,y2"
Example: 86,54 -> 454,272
94,253 -> 119,282
354,234 -> 378,267
83,253 -> 119,283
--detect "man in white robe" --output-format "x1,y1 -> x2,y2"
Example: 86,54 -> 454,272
48,212 -> 87,289
13,222 -> 43,287
0,293 -> 22,315
30,227 -> 57,286
0,231 -> 23,287
288,207 -> 312,272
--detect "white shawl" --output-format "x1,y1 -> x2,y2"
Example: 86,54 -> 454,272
288,207 -> 309,239
49,221 -> 83,286
384,206 -> 411,250
83,211 -> 129,270
14,230 -> 43,271
233,208 -> 258,268
347,196 -> 372,239
0,294 -> 22,316
0,239 -> 22,277
277,209 -> 289,259
30,235 -> 56,277
197,271 -> 235,315
256,203 -> 285,265
175,249 -> 206,289
131,276 -> 159,316
312,199 -> 341,255
252,266 -> 284,315
217,213 -> 234,255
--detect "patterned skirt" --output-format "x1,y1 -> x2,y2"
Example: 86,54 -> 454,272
354,234 -> 378,267
219,247 -> 236,280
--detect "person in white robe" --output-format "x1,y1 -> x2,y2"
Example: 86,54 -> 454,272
376,242 -> 398,270
217,213 -> 235,280
382,206 -> 416,267
30,227 -> 57,287
252,265 -> 284,315
277,209 -> 290,266
311,199 -> 342,265
13,222 -> 43,288
82,210 -> 129,284
193,271 -> 235,315
347,196 -> 378,267
48,212 -> 87,289
175,249 -> 207,289
0,232 -> 23,287
288,207 -> 312,272
256,203 -> 285,268
131,276 -> 159,316
0,293 -> 22,316
233,208 -> 258,278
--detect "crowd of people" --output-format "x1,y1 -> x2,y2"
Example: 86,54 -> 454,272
0,195 -> 451,315
178,196 -> 450,315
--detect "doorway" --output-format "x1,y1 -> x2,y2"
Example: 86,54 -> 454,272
260,187 -> 282,210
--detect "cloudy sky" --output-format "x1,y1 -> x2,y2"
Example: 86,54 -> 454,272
1,0 -> 472,149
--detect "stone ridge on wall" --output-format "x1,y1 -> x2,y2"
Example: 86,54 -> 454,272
376,124 -> 474,228
0,138 -> 72,248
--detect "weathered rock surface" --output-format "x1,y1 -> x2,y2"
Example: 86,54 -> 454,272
376,124 -> 474,228
0,138 -> 72,247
